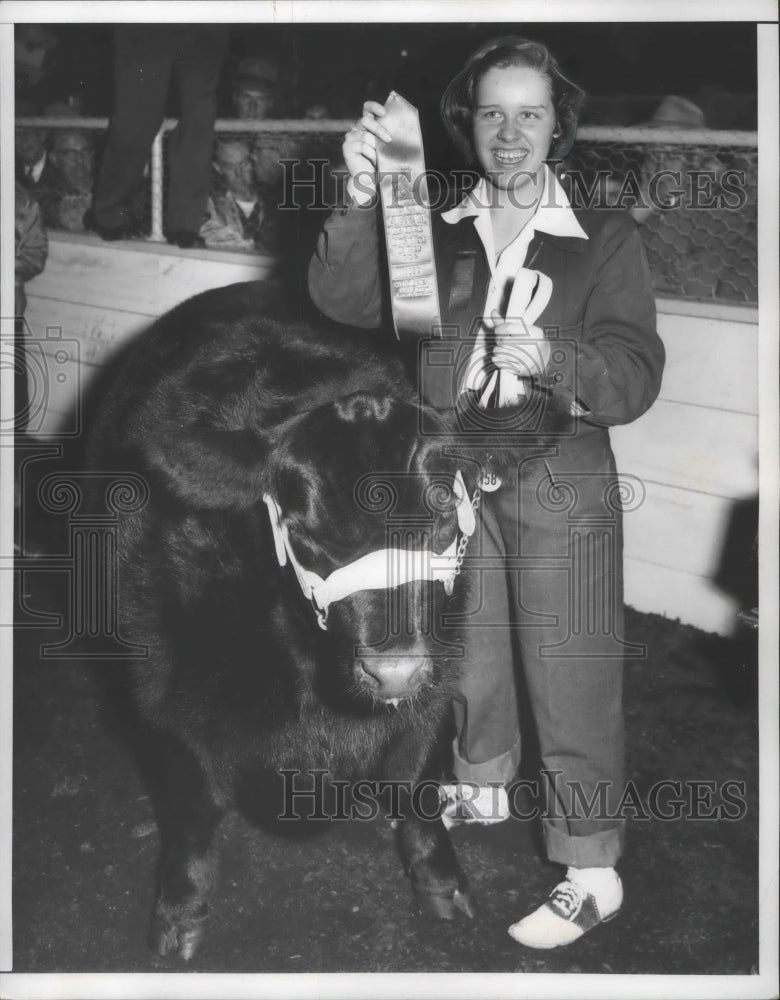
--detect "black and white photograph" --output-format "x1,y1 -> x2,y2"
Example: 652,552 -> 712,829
1,2 -> 778,998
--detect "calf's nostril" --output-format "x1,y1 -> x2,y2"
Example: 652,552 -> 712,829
355,655 -> 432,698
352,659 -> 382,689
353,658 -> 379,688
355,657 -> 382,685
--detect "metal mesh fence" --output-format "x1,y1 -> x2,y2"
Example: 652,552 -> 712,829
567,131 -> 757,305
16,118 -> 758,306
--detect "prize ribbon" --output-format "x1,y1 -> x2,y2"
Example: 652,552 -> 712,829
376,91 -> 442,342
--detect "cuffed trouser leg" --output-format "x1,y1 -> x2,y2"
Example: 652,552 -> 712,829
494,442 -> 630,868
450,493 -> 522,786
449,434 -> 631,865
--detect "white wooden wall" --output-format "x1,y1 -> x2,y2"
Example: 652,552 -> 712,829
22,235 -> 758,636
22,234 -> 276,437
611,301 -> 758,635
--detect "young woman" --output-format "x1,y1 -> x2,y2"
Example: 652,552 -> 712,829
308,36 -> 665,949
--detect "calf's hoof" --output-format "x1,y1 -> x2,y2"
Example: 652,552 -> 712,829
150,916 -> 206,960
415,885 -> 477,920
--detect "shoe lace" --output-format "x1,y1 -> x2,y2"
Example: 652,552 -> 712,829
549,880 -> 585,918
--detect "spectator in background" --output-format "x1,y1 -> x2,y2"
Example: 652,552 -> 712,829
629,96 -> 757,303
14,25 -> 58,106
229,55 -> 334,258
17,96 -> 96,233
200,138 -> 268,252
16,120 -> 49,188
229,60 -> 292,257
249,132 -> 302,189
15,93 -> 91,190
89,25 -> 228,247
231,58 -> 279,120
246,133 -> 302,256
14,181 -> 48,437
629,96 -> 708,226
17,96 -> 85,187
36,129 -> 96,233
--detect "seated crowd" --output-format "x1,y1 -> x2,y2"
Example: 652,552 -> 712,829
15,68 -> 756,304
15,55 -> 339,255
16,97 -> 97,235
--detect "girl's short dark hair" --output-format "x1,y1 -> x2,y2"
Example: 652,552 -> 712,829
440,36 -> 585,163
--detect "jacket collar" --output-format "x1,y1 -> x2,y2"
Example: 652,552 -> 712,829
441,166 -> 588,252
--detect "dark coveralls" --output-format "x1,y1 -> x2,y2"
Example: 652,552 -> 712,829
307,188 -> 664,869
93,26 -> 228,236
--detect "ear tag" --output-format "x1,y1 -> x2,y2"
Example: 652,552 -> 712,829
262,494 -> 288,567
479,470 -> 502,492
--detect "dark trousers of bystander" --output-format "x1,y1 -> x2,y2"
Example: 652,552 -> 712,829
93,25 -> 228,236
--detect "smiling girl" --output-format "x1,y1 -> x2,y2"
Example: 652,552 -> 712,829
309,36 -> 665,949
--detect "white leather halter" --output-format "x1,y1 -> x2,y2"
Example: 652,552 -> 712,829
263,471 -> 475,630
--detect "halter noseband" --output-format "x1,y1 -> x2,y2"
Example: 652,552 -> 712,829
263,471 -> 476,630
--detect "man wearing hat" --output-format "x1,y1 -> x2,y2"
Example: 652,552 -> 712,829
645,94 -> 706,129
631,95 -> 708,224
231,57 -> 279,120
631,95 -> 755,302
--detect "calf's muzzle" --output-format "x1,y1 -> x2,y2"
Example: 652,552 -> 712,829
353,654 -> 433,701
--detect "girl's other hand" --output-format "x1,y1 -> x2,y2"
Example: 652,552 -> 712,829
487,308 -> 551,378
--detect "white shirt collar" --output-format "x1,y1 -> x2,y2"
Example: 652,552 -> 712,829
234,195 -> 258,213
441,166 -> 588,242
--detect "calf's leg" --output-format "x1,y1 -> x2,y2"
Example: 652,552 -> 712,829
384,725 -> 476,919
396,799 -> 477,919
148,734 -> 227,959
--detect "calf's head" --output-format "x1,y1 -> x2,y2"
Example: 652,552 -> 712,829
263,393 -> 476,706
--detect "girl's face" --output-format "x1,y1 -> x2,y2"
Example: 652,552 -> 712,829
472,63 -> 557,194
